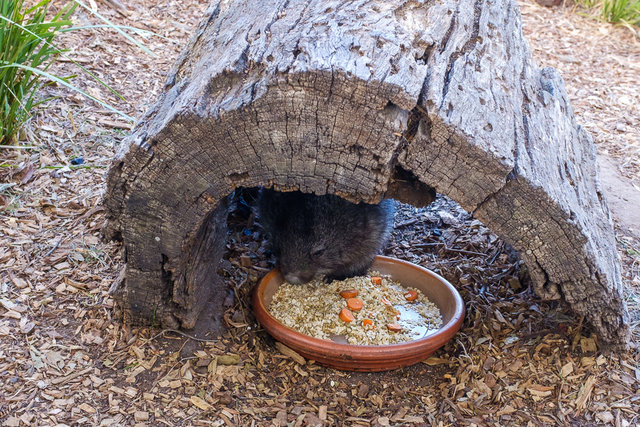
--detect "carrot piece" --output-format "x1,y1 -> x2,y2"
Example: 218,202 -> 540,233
346,298 -> 364,311
371,276 -> 382,285
339,289 -> 359,298
339,308 -> 355,322
404,289 -> 418,301
362,319 -> 374,328
387,323 -> 402,332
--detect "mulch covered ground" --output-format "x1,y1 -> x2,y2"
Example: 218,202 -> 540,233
1,0 -> 638,425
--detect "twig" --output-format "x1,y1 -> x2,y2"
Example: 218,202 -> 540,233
414,242 -> 441,248
414,241 -> 488,257
148,328 -> 219,343
444,246 -> 488,257
0,163 -> 106,170
487,246 -> 502,265
50,367 -> 93,385
442,398 -> 464,419
44,239 -> 63,258
515,410 -> 545,427
0,145 -> 39,150
145,341 -> 194,394
395,218 -> 419,228
40,165 -> 108,170
456,338 -> 472,361
99,0 -> 131,18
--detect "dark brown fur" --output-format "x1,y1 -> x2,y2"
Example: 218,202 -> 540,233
257,189 -> 394,284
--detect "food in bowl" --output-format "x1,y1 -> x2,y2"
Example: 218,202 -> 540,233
268,272 -> 442,345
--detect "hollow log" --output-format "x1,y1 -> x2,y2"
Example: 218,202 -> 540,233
103,0 -> 629,346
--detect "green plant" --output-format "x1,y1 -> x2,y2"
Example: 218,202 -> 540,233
575,0 -> 640,27
601,0 -> 640,26
1,0 -> 138,147
578,0 -> 601,8
0,0 -> 75,145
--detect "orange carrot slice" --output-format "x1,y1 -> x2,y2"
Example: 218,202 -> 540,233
339,289 -> 358,298
339,308 -> 355,322
346,298 -> 363,311
371,276 -> 382,285
404,289 -> 418,301
387,323 -> 402,332
362,319 -> 374,328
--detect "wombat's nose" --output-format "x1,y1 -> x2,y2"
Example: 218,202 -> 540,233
284,272 -> 314,284
283,274 -> 302,284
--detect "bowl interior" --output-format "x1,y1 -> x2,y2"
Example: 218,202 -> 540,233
260,256 -> 462,342
254,255 -> 464,371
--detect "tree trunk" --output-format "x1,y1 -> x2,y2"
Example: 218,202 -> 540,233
103,0 -> 630,346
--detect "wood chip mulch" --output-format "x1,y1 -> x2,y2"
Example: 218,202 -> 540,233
1,0 -> 638,425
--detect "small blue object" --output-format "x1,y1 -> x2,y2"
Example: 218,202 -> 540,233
243,229 -> 253,236
71,157 -> 84,165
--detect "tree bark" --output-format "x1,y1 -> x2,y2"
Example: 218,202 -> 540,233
103,0 -> 629,346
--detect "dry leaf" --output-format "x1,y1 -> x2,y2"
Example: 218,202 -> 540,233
318,405 -> 327,421
217,354 -> 240,365
19,318 -> 35,334
575,375 -> 596,411
3,310 -> 22,320
275,342 -> 305,364
560,362 -> 574,377
78,403 -> 96,413
190,396 -> 212,411
497,405 -> 517,416
580,337 -> 597,353
596,411 -> 614,424
134,411 -> 149,422
423,356 -> 450,365
403,415 -> 425,423
17,161 -> 36,185
528,388 -> 552,398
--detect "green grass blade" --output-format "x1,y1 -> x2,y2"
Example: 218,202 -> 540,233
63,24 -> 177,43
0,14 -> 126,102
1,63 -> 134,122
72,0 -> 155,56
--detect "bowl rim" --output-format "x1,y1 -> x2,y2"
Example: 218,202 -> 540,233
253,255 -> 465,360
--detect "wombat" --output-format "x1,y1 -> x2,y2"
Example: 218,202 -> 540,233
257,189 -> 394,284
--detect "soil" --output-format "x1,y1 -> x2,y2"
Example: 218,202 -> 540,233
1,1 -> 639,426
597,155 -> 640,240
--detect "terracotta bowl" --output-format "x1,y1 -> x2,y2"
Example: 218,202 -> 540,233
253,255 -> 465,372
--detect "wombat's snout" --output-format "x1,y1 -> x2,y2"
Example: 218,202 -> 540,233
282,271 -> 315,285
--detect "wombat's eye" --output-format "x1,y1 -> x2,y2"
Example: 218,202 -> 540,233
311,246 -> 326,258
